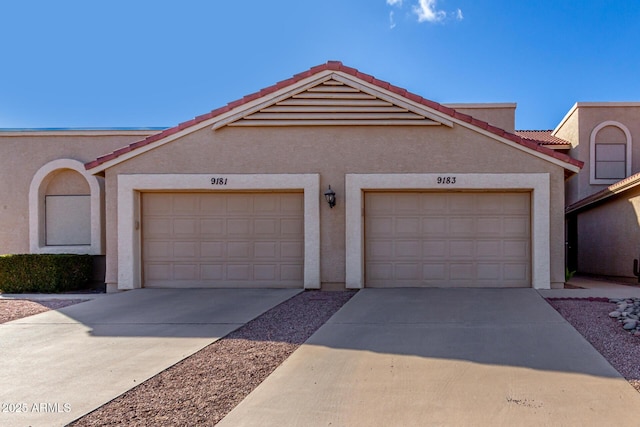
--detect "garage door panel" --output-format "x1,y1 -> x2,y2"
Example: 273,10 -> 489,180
504,263 -> 529,281
368,240 -> 393,258
504,240 -> 529,258
173,242 -> 198,258
173,219 -> 197,236
281,218 -> 304,235
174,264 -> 199,280
227,219 -> 251,235
365,192 -> 531,288
254,219 -> 278,234
173,194 -> 199,214
504,218 -> 529,235
423,240 -> 447,257
396,240 -> 421,258
200,241 -> 224,257
201,265 -> 223,280
449,218 -> 474,234
281,241 -> 304,258
450,240 -> 474,257
144,218 -> 171,237
254,242 -> 278,258
200,219 -> 225,235
142,192 -> 304,288
227,241 -> 252,258
254,265 -> 277,280
423,217 -> 446,234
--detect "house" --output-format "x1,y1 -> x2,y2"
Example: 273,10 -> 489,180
0,61 -> 584,292
556,103 -> 640,283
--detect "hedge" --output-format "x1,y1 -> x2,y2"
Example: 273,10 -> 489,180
0,254 -> 93,293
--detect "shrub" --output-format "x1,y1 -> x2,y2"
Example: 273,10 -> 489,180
0,254 -> 93,293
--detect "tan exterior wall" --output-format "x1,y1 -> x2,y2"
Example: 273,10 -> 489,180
103,124 -> 567,289
444,104 -> 516,133
0,131 -> 157,253
557,105 -> 640,205
576,186 -> 640,281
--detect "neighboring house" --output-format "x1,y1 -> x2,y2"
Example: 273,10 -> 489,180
554,103 -> 640,283
0,61 -> 584,291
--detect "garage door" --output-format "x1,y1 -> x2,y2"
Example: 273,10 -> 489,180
142,192 -> 304,288
365,192 -> 531,287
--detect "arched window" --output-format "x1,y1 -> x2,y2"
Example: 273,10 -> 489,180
29,159 -> 104,254
590,121 -> 632,184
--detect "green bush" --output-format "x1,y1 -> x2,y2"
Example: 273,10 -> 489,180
0,254 -> 93,293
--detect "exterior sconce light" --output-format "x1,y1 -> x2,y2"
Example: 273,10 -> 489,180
324,185 -> 336,208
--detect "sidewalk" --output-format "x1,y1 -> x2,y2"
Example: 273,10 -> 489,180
538,275 -> 640,299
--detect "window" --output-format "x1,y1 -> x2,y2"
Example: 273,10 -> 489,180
590,121 -> 632,184
29,159 -> 104,255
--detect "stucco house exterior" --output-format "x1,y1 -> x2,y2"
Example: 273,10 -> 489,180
557,103 -> 640,282
0,61 -> 587,291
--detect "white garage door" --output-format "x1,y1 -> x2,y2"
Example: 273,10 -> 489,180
365,192 -> 531,288
142,192 -> 304,288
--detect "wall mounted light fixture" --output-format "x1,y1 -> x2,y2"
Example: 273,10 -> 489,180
324,185 -> 336,208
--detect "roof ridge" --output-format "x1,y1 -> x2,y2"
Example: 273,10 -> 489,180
85,61 -> 583,170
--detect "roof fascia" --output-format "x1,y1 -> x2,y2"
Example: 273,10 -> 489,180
566,174 -> 640,214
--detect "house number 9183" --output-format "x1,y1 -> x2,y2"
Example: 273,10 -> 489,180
211,177 -> 228,185
436,176 -> 457,184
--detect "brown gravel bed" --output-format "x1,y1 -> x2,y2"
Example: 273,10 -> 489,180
69,290 -> 357,426
547,298 -> 640,392
0,299 -> 87,323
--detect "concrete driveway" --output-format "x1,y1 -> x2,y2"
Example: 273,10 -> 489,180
0,288 -> 300,427
218,288 -> 640,427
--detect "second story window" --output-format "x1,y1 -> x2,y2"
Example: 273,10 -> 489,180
590,121 -> 632,184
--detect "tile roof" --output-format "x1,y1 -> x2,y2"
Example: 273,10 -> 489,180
515,130 -> 571,146
85,61 -> 583,171
566,171 -> 640,213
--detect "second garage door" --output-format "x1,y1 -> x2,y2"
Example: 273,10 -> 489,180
365,192 -> 531,288
142,192 -> 304,288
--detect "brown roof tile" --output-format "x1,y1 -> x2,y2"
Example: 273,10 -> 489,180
85,61 -> 583,171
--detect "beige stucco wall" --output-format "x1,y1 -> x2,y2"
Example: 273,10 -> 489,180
0,131 -> 157,253
444,104 -> 516,133
557,105 -> 640,205
103,123 -> 568,289
576,186 -> 640,281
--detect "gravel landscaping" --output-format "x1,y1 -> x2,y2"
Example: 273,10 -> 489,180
547,297 -> 640,392
69,290 -> 356,426
2,292 -> 640,425
0,298 -> 87,323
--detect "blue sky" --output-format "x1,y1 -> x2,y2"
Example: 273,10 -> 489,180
0,0 -> 638,130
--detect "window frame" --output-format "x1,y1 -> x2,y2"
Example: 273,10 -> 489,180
590,121 -> 632,185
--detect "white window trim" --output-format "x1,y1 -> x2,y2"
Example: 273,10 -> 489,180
29,159 -> 104,255
116,173 -> 320,290
590,121 -> 632,185
345,173 -> 551,290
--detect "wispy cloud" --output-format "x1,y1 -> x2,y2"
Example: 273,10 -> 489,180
386,0 -> 462,27
413,0 -> 446,23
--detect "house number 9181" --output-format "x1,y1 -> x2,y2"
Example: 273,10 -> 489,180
436,176 -> 457,184
211,177 -> 228,185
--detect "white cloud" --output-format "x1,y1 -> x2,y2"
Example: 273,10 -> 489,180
456,8 -> 464,20
413,0 -> 446,23
386,0 -> 403,6
389,11 -> 396,29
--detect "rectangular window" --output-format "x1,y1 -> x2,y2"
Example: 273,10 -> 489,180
595,144 -> 626,180
45,195 -> 91,245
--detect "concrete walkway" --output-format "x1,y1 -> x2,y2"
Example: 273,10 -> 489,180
218,288 -> 640,427
0,288 -> 300,427
539,275 -> 640,299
